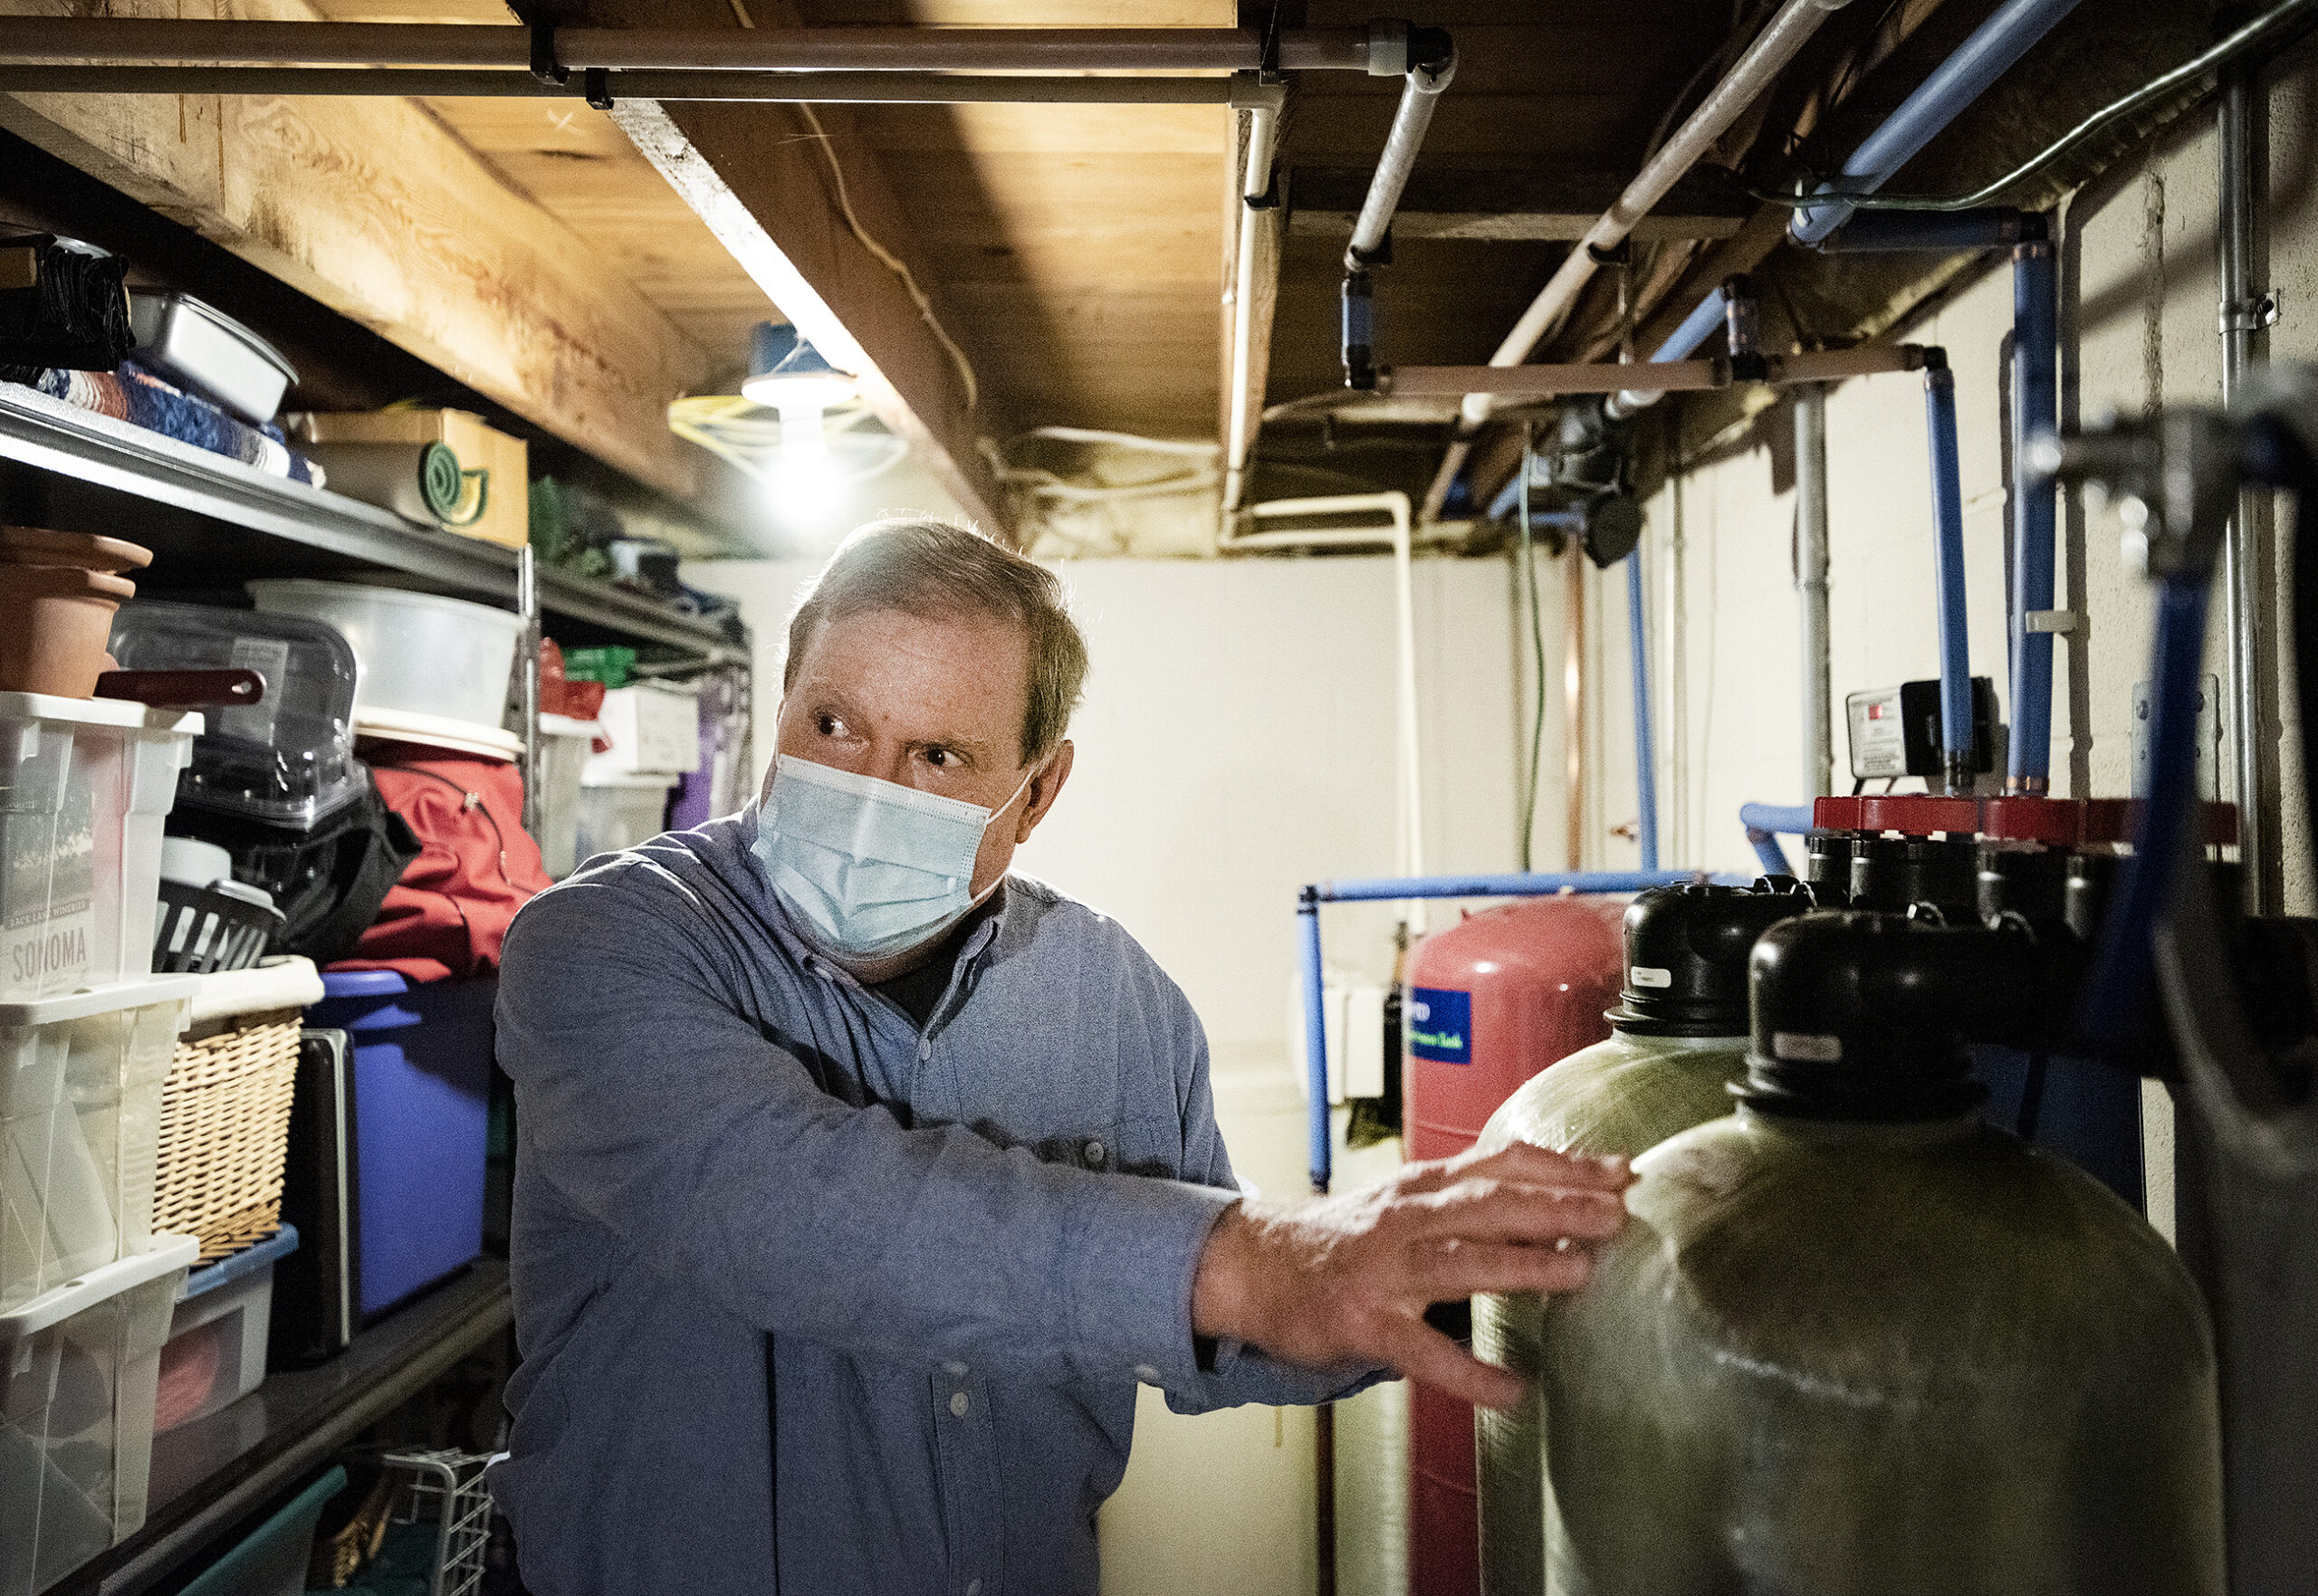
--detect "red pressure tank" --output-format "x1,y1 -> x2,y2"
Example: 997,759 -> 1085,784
1402,894 -> 1627,1596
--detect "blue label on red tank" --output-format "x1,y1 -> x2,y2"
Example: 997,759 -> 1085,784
1406,988 -> 1472,1064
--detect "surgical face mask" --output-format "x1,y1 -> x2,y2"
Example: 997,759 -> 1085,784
751,754 -> 1037,962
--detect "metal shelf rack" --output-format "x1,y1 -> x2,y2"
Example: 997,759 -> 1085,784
0,382 -> 748,667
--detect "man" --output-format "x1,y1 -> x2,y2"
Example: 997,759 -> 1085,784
493,517 -> 1630,1594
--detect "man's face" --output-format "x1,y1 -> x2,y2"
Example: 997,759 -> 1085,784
771,606 -> 1073,906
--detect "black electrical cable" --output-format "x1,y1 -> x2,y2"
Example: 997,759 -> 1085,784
1517,425 -> 1549,874
1740,0 -> 2318,214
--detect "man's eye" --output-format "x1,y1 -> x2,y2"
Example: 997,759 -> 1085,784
924,748 -> 953,768
815,713 -> 844,736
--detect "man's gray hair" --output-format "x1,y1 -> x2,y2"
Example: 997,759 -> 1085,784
784,517 -> 1089,766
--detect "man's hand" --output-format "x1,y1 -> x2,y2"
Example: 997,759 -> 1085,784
1189,1143 -> 1633,1410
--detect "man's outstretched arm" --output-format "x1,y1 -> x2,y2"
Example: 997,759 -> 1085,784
500,870 -> 1623,1403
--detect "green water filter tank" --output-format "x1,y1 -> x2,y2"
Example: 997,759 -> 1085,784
1473,882 -> 1811,1596
1530,913 -> 2225,1596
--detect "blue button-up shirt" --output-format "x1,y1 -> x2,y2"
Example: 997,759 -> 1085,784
492,808 -> 1355,1595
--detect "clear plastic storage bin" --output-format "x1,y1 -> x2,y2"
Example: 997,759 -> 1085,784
155,1224 -> 296,1432
245,579 -> 523,731
585,682 -> 701,778
108,602 -> 361,829
1,979 -> 200,1313
0,1232 -> 197,1596
533,715 -> 600,880
572,774 -> 675,865
1,693 -> 202,1003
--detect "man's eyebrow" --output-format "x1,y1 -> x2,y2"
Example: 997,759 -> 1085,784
913,731 -> 998,757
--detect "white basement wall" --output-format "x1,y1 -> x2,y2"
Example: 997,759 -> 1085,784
1583,53 -> 2318,912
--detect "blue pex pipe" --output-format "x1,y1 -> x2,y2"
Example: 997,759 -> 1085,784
2078,579 -> 2209,1051
1311,870 -> 1700,903
1814,208 -> 2032,253
1299,869 -> 1703,1190
1299,896 -> 1331,1191
2009,243 -> 2059,788
1656,285 -> 1729,362
1790,0 -> 2085,244
1923,360 -> 1976,773
1627,550 -> 1660,870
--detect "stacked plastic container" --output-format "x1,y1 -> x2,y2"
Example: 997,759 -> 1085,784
1,688 -> 206,1593
574,681 -> 698,865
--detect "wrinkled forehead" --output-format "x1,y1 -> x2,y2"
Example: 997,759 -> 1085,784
787,604 -> 1032,745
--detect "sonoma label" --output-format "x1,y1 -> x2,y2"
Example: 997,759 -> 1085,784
1407,987 -> 1472,1065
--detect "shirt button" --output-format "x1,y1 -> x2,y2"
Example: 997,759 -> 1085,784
944,1361 -> 968,1378
1083,1140 -> 1106,1167
966,1582 -> 982,1596
917,1039 -> 933,1062
1134,1364 -> 1161,1384
950,1390 -> 971,1419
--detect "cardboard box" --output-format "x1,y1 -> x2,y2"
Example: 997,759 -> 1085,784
287,409 -> 530,550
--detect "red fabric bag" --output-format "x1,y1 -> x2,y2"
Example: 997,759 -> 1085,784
327,747 -> 553,983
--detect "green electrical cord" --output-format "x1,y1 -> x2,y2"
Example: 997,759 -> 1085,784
1517,425 -> 1549,874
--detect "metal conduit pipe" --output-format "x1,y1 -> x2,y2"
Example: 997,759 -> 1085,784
1627,549 -> 1661,870
1221,74 -> 1288,519
1796,382 -> 1834,800
2009,235 -> 2059,793
1788,0 -> 2084,244
2220,60 -> 2277,913
1922,349 -> 1977,789
0,18 -> 1385,72
0,64 -> 1252,102
1417,0 -> 1853,523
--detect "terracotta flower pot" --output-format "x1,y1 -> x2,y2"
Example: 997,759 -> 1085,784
0,566 -> 138,697
0,526 -> 154,575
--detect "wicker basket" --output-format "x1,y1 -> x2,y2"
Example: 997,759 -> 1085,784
153,959 -> 324,1263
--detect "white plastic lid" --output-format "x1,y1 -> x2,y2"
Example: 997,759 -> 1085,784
354,705 -> 523,761
0,974 -> 202,1029
0,1233 -> 199,1343
0,689 -> 202,736
159,835 -> 234,889
188,955 -> 322,1026
539,713 -> 603,740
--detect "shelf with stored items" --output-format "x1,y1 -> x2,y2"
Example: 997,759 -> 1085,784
42,1258 -> 511,1596
0,380 -> 748,669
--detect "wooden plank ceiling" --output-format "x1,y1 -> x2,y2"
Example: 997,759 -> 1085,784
801,0 -> 1233,442
304,0 -> 780,391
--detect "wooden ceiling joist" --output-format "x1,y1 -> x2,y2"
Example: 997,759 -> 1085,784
0,0 -> 711,497
571,0 -> 1009,537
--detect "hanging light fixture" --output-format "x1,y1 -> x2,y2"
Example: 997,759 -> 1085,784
741,321 -> 857,466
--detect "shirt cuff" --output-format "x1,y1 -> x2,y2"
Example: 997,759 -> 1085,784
1063,1174 -> 1238,1392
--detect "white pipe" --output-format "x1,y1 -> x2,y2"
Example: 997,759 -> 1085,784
1221,76 -> 1288,521
1417,0 -> 1854,521
1229,493 -> 1427,928
1795,383 -> 1833,798
1346,50 -> 1458,271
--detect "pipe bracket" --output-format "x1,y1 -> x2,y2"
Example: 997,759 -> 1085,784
529,20 -> 567,86
2220,291 -> 2282,335
2025,608 -> 2082,633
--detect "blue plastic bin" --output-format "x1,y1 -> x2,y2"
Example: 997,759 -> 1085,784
307,972 -> 495,1320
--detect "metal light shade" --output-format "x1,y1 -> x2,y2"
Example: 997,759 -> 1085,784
741,320 -> 857,412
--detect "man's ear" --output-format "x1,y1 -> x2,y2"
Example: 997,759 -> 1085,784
1017,741 -> 1075,842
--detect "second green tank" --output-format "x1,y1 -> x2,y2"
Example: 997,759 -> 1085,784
1473,881 -> 1809,1596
